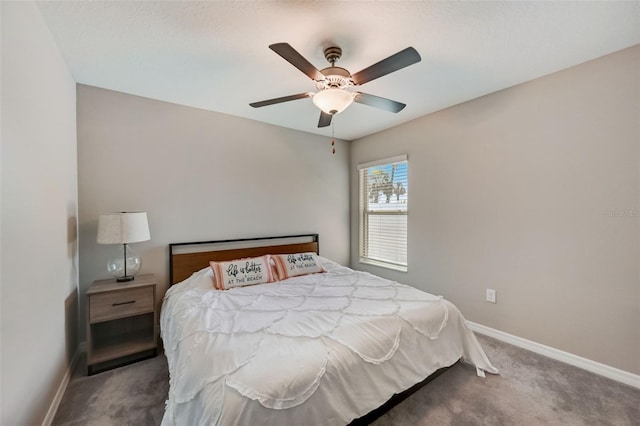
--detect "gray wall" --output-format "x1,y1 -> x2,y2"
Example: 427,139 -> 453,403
350,45 -> 640,374
1,2 -> 79,424
77,85 -> 350,339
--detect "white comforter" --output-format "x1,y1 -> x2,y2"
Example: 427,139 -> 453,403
160,258 -> 497,426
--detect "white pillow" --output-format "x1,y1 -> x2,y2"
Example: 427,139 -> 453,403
209,255 -> 276,290
271,252 -> 325,280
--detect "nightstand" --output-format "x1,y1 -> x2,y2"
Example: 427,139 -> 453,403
86,273 -> 158,375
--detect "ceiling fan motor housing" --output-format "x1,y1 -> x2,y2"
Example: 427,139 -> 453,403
316,46 -> 354,90
317,67 -> 352,90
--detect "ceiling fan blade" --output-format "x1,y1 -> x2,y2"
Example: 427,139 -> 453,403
250,92 -> 312,108
318,111 -> 332,128
269,43 -> 325,81
354,92 -> 406,113
351,47 -> 421,86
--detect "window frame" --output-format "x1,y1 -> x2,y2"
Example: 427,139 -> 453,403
358,155 -> 408,272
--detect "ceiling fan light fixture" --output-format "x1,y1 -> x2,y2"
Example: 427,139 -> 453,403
312,88 -> 354,115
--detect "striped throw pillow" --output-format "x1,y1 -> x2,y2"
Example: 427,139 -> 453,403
210,255 -> 276,290
271,252 -> 325,280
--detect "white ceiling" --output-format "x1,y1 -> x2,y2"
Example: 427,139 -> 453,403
37,1 -> 640,141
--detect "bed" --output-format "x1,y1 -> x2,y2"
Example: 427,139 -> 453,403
160,234 -> 498,425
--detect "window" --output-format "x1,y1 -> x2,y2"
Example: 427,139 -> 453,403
358,155 -> 408,271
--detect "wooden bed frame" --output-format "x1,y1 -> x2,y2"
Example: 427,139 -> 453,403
169,234 -> 320,285
166,233 -> 449,424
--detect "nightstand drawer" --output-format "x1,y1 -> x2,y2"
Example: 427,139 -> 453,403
89,286 -> 153,323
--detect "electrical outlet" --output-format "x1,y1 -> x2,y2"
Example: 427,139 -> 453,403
486,288 -> 497,303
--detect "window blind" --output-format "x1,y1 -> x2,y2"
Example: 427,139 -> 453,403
358,156 -> 408,271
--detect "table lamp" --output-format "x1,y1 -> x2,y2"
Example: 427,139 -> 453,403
97,212 -> 151,282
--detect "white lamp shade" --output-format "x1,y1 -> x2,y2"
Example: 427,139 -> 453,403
312,88 -> 354,115
97,212 -> 150,244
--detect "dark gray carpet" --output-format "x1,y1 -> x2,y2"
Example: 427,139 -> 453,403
373,336 -> 639,426
52,335 -> 639,425
52,355 -> 168,426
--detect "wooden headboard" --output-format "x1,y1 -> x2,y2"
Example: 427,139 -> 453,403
169,234 -> 319,285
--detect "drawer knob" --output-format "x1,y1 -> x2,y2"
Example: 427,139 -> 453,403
112,300 -> 135,306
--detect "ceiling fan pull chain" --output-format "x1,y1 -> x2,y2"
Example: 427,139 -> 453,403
331,122 -> 336,155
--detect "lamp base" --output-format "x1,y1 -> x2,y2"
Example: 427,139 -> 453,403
107,243 -> 142,282
116,275 -> 135,283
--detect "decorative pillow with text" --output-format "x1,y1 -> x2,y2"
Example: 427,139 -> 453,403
209,255 -> 276,290
271,252 -> 325,280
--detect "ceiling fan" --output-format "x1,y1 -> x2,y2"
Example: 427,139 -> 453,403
250,43 -> 421,128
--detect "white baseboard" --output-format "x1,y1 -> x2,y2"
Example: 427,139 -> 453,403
467,321 -> 640,390
41,345 -> 82,426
